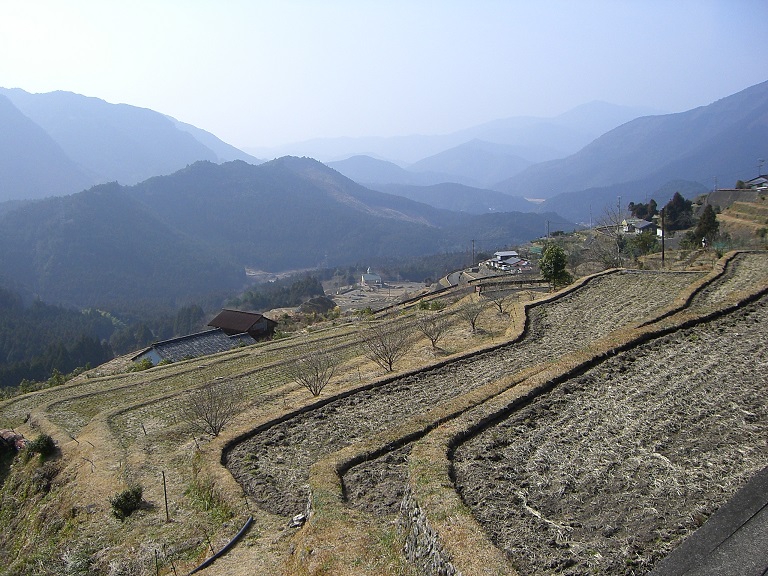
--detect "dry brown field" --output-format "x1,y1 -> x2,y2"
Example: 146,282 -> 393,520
0,251 -> 765,576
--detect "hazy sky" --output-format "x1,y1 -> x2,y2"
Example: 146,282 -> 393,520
1,0 -> 766,149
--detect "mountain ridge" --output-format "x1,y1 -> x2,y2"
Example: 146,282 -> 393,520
0,87 -> 260,200
0,93 -> 95,198
247,101 -> 656,164
0,157 -> 565,309
495,80 -> 768,220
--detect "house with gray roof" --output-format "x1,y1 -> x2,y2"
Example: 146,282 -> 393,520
483,250 -> 530,272
361,267 -> 383,287
132,329 -> 255,366
622,218 -> 656,234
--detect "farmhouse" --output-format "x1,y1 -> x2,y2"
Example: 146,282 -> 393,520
622,218 -> 656,234
132,329 -> 256,366
361,268 -> 383,287
744,174 -> 768,190
207,309 -> 277,339
484,251 -> 531,272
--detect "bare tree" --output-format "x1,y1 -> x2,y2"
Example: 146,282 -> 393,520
181,383 -> 239,437
591,202 -> 628,269
361,318 -> 414,372
286,341 -> 339,396
484,290 -> 514,316
415,312 -> 450,350
457,296 -> 485,334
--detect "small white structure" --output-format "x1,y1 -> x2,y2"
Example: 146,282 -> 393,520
361,267 -> 382,287
745,175 -> 768,190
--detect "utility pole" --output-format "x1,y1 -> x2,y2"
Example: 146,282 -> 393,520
661,208 -> 665,269
617,196 -> 622,267
471,239 -> 475,266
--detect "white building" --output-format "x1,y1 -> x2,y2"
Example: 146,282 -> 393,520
361,267 -> 382,287
483,251 -> 530,272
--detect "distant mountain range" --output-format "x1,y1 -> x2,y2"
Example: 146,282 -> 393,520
328,140 -> 534,189
0,87 -> 260,201
4,82 -> 764,225
498,80 -> 768,221
1,80 -> 766,308
319,83 -> 768,223
0,157 -> 562,309
369,182 -> 537,215
247,101 -> 659,164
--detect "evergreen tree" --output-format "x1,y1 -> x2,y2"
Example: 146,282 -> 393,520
540,244 -> 573,289
686,204 -> 720,247
663,192 -> 694,231
628,199 -> 658,220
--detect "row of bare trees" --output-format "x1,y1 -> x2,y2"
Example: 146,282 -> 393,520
181,293 -> 521,436
294,293 -> 507,393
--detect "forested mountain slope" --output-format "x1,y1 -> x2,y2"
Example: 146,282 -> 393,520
0,94 -> 93,198
0,157 -> 562,308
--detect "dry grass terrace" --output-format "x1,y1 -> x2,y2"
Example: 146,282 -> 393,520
0,252 -> 765,575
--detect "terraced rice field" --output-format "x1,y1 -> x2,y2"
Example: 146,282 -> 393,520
224,270 -> 704,517
686,251 -> 768,308
450,252 -> 768,575
2,253 -> 764,576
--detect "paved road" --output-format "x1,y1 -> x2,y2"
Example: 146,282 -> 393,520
650,466 -> 768,576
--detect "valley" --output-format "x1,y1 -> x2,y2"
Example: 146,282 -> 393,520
0,251 -> 765,575
2,8 -> 766,576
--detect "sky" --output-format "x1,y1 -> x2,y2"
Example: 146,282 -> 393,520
1,0 -> 766,150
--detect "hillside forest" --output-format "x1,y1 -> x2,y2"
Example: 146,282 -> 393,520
0,252 -> 475,393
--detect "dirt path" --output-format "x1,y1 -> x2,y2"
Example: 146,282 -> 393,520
451,294 -> 768,575
225,271 -> 702,517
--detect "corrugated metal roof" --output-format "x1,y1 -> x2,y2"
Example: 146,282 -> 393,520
134,329 -> 255,363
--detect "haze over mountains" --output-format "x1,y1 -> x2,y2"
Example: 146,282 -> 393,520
0,87 -> 260,200
503,80 -> 768,221
332,81 -> 768,222
0,157 -> 561,309
247,101 -> 661,164
0,80 -> 766,311
3,82 -> 765,220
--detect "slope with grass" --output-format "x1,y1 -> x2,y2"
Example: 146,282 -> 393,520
0,253 -> 766,576
717,194 -> 768,247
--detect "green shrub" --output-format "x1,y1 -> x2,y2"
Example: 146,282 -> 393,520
355,306 -> 374,318
25,433 -> 57,461
109,485 -> 143,520
127,358 -> 153,372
